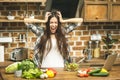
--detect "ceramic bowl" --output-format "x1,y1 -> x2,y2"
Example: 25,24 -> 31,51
7,16 -> 15,20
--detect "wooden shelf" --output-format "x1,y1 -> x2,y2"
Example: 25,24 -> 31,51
0,0 -> 46,5
0,0 -> 46,2
0,19 -> 24,22
0,15 -> 43,22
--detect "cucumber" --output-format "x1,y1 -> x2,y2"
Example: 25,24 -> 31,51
88,68 -> 101,75
91,72 -> 109,77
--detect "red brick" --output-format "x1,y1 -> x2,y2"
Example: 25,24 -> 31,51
2,43 -> 9,48
18,43 -> 25,47
75,31 -> 81,35
68,42 -> 74,46
80,36 -> 90,41
72,46 -> 85,51
28,5 -> 37,10
11,32 -> 18,37
6,6 -> 20,11
83,41 -> 89,46
83,31 -> 89,35
2,33 -> 9,36
68,37 -> 79,41
77,26 -> 86,30
99,30 -> 105,35
90,31 -> 97,35
10,43 -> 17,47
2,22 -> 9,26
113,30 -> 120,34
76,41 -> 82,45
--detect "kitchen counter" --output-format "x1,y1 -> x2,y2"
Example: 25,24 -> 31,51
0,58 -> 120,80
81,58 -> 120,66
0,66 -> 120,80
0,58 -> 120,68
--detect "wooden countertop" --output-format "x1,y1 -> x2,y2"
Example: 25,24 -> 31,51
81,58 -> 120,66
0,58 -> 120,68
0,66 -> 120,80
0,58 -> 120,80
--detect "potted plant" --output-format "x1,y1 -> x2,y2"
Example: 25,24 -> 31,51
102,33 -> 118,59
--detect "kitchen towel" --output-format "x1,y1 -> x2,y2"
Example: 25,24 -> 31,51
0,46 -> 4,62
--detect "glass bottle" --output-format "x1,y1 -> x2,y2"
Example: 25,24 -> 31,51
94,40 -> 100,58
87,41 -> 93,60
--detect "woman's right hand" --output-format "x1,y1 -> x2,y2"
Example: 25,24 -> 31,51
45,12 -> 51,22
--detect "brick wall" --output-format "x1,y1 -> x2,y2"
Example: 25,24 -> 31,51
0,3 -> 120,60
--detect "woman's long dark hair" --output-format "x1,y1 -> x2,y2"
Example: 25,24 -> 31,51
37,10 -> 69,63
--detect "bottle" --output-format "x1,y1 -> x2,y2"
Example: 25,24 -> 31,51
94,41 -> 100,58
87,41 -> 93,60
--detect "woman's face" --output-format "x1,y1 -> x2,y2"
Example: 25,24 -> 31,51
49,17 -> 58,34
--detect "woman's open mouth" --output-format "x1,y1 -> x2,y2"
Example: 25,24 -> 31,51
50,27 -> 57,33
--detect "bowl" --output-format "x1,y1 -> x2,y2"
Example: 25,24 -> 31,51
7,16 -> 15,20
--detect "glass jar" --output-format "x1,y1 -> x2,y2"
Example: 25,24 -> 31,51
94,40 -> 100,58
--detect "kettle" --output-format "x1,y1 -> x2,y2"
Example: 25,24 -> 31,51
10,47 -> 28,61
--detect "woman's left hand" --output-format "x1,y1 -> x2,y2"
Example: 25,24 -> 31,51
57,11 -> 63,23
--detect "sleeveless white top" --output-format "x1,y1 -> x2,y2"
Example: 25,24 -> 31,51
41,38 -> 64,68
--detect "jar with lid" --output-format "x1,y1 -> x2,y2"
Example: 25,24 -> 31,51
94,40 -> 100,58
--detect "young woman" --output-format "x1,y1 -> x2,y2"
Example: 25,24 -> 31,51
24,10 -> 83,68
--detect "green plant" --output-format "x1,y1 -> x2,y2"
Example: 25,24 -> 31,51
17,63 -> 22,70
102,33 -> 118,52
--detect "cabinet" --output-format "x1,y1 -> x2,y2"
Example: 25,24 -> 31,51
110,1 -> 120,21
0,0 -> 46,22
83,0 -> 120,22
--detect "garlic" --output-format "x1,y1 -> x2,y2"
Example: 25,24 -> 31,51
40,73 -> 48,79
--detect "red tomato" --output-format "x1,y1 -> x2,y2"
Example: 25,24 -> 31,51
86,68 -> 91,73
79,74 -> 85,77
84,74 -> 89,77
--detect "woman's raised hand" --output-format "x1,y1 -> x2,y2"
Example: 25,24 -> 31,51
57,11 -> 63,23
45,12 -> 51,22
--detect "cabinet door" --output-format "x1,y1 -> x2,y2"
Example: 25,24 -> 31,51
110,2 -> 120,21
84,1 -> 109,22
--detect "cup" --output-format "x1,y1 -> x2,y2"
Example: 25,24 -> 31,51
14,70 -> 22,77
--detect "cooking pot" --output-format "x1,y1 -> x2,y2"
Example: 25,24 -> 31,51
10,47 -> 28,61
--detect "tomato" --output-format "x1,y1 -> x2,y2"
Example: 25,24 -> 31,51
84,74 -> 89,77
79,74 -> 85,77
82,68 -> 91,73
86,68 -> 91,73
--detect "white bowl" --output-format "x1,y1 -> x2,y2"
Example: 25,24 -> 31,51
7,16 -> 15,20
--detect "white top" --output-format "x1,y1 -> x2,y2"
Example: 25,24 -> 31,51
41,38 -> 64,68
